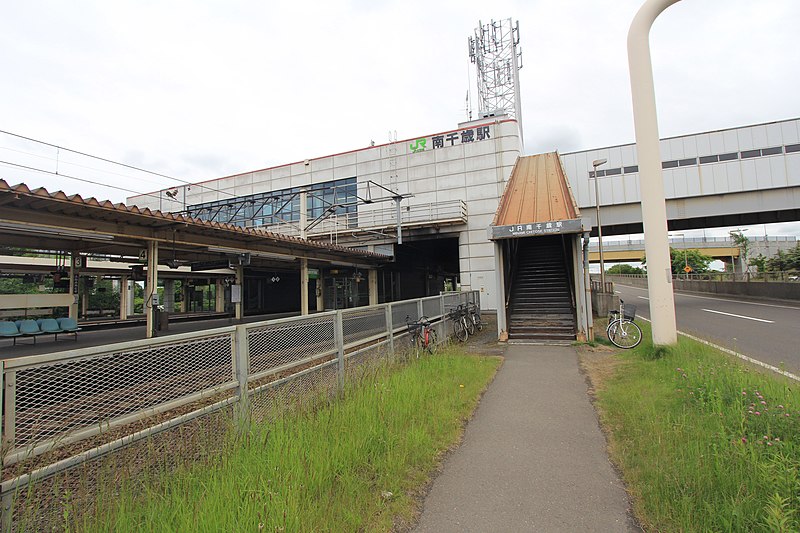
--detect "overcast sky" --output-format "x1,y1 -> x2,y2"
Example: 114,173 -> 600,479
1,0 -> 798,238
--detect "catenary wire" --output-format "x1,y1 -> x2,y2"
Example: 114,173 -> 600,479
0,129 -> 237,198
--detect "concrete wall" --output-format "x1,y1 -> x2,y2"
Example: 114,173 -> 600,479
606,275 -> 800,300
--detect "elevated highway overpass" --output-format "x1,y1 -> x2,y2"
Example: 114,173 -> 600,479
561,118 -> 800,237
586,235 -> 797,263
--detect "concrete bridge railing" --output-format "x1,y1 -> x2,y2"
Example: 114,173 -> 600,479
604,274 -> 800,301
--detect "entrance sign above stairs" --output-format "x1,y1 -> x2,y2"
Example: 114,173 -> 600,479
490,218 -> 583,240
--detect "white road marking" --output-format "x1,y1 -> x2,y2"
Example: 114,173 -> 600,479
636,315 -> 799,383
614,283 -> 800,310
701,308 -> 774,323
637,296 -> 649,300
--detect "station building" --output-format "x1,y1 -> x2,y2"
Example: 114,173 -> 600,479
131,118 -> 520,308
129,114 -> 595,342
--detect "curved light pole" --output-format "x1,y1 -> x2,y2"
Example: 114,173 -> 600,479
628,0 -> 681,345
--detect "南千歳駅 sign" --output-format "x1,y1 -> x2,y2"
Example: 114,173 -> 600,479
489,218 -> 583,240
409,125 -> 492,153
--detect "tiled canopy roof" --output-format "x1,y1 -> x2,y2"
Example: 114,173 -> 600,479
0,179 -> 388,262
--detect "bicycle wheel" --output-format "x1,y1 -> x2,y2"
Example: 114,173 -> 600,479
425,328 -> 438,354
453,318 -> 468,342
607,320 -> 642,349
464,316 -> 475,336
471,313 -> 483,332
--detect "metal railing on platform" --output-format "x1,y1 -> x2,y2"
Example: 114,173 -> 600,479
263,199 -> 468,238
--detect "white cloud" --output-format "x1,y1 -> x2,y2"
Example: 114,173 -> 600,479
0,0 -> 797,236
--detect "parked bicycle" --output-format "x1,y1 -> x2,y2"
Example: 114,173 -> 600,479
466,301 -> 483,332
606,299 -> 642,349
406,315 -> 438,355
447,304 -> 473,342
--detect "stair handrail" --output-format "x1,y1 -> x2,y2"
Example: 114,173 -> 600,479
561,236 -> 576,308
504,240 -> 518,310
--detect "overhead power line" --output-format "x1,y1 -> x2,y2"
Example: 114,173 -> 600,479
0,160 -> 163,202
0,129 -> 237,200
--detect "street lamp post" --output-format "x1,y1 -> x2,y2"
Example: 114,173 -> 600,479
592,158 -> 608,290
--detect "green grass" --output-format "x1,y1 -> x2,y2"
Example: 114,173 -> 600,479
596,321 -> 800,532
79,348 -> 501,532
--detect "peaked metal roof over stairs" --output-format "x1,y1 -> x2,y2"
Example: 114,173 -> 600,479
491,152 -> 582,238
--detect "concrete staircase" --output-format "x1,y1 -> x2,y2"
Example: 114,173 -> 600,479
507,240 -> 576,342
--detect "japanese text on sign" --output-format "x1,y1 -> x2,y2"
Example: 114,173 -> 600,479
490,218 -> 583,240
410,125 -> 491,153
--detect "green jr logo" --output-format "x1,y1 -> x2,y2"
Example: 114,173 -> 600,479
409,138 -> 427,153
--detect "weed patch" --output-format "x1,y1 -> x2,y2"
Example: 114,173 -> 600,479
590,321 -> 800,532
77,348 -> 500,532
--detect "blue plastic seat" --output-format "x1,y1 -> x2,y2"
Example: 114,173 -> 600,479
57,317 -> 81,340
18,319 -> 43,344
0,321 -> 22,345
39,318 -> 64,340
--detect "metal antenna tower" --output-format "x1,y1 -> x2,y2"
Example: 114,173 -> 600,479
469,18 -> 523,146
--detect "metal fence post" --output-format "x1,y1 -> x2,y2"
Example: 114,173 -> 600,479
417,299 -> 424,320
233,326 -> 250,429
3,368 -> 15,451
334,310 -> 345,392
2,363 -> 13,532
385,303 -> 394,356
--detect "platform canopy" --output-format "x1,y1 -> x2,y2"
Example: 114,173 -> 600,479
489,152 -> 583,240
0,180 -> 390,269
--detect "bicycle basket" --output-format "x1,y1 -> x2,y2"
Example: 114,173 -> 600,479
622,303 -> 636,320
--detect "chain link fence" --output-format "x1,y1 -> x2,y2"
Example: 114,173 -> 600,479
1,291 -> 480,529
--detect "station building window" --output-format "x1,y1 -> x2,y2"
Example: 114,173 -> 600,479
187,177 -> 358,228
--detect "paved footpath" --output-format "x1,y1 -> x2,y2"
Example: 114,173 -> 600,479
414,344 -> 638,532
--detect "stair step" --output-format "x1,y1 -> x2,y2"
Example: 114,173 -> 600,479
509,324 -> 574,331
508,331 -> 577,340
511,302 -> 572,308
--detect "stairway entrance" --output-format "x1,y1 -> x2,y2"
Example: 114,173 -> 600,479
505,235 -> 577,342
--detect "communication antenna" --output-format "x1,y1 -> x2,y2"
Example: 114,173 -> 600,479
468,18 -> 523,146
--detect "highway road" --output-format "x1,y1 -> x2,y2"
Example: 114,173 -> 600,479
613,284 -> 800,377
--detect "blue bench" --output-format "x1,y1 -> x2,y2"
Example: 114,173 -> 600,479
17,319 -> 44,344
39,318 -> 65,340
57,317 -> 81,340
0,321 -> 22,345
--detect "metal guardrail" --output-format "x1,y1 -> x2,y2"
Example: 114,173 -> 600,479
588,236 -> 798,251
263,199 -> 468,237
604,272 -> 799,282
0,290 -> 480,524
